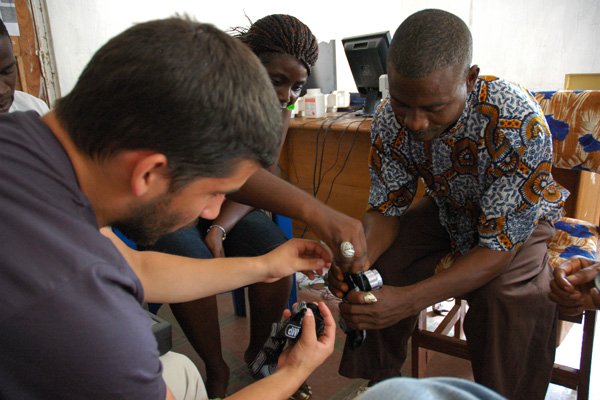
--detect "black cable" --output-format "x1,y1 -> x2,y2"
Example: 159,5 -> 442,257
295,112 -> 369,237
322,117 -> 368,205
313,112 -> 354,197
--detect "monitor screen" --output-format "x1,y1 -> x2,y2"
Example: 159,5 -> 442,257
342,31 -> 391,116
301,40 -> 337,97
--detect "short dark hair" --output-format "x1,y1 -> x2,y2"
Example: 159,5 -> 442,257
234,14 -> 318,75
389,9 -> 472,79
54,17 -> 282,191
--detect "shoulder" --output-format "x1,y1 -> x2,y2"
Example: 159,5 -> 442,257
10,90 -> 50,115
474,76 -> 541,116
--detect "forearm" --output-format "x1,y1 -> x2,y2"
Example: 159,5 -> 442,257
104,229 -> 329,303
228,168 -> 317,222
104,228 -> 269,302
211,199 -> 254,234
135,250 -> 269,303
404,246 -> 513,313
363,210 -> 401,265
229,168 -> 368,270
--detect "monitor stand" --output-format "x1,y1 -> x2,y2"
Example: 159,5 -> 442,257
356,90 -> 381,117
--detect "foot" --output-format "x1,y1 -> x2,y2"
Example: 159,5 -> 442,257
204,362 -> 230,399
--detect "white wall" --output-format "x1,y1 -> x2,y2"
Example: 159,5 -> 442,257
44,0 -> 600,96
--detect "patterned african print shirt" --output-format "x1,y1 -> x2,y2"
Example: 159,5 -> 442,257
368,76 -> 569,255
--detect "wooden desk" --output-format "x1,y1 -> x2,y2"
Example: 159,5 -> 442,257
280,113 -> 373,238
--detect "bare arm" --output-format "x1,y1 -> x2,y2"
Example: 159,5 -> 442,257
229,168 -> 368,272
102,228 -> 331,303
204,199 -> 254,257
206,115 -> 289,257
362,210 -> 401,265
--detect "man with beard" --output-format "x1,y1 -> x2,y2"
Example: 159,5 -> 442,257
0,17 -> 336,400
327,9 -> 567,400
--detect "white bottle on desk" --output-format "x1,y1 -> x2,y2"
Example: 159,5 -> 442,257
304,88 -> 326,118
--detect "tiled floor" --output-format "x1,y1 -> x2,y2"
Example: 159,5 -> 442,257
156,275 -> 599,400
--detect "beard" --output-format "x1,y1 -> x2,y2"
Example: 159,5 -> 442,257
111,193 -> 193,247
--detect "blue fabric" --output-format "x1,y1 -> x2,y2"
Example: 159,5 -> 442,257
579,133 -> 600,152
145,210 -> 288,258
555,220 -> 595,238
544,114 -> 569,141
358,377 -> 507,400
560,245 -> 595,259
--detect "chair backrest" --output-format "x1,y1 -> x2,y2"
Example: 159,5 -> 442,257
533,90 -> 600,172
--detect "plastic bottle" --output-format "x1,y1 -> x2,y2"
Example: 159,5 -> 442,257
304,88 -> 326,118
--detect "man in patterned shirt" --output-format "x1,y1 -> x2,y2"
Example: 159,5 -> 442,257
327,9 -> 568,400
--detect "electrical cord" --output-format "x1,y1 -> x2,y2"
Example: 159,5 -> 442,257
286,111 -> 371,238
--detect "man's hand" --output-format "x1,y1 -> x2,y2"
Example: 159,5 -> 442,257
261,239 -> 333,282
338,286 -> 418,330
277,302 -> 336,373
549,256 -> 600,315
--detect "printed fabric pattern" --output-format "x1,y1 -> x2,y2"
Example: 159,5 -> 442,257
368,76 -> 569,254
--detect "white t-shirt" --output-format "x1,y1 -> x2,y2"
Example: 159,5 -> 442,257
9,90 -> 50,115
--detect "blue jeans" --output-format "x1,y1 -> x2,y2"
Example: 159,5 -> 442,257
145,209 -> 288,259
142,210 -> 289,313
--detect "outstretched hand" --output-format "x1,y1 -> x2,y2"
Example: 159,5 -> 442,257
261,239 -> 332,282
549,256 -> 600,315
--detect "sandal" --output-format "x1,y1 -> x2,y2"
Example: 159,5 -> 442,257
289,381 -> 312,400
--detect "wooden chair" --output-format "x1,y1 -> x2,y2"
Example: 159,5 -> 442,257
411,90 -> 600,400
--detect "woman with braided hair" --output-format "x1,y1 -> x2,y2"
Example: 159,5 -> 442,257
143,14 -> 318,399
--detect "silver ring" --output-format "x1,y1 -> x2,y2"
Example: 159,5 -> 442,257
340,241 -> 355,258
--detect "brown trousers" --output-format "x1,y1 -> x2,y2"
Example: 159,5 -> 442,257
339,197 -> 558,400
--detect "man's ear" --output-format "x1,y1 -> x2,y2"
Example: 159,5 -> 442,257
130,152 -> 170,198
466,65 -> 480,93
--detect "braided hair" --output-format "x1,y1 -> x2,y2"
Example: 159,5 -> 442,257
234,14 -> 318,75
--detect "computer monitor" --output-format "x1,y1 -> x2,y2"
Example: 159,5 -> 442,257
342,31 -> 391,116
301,40 -> 337,97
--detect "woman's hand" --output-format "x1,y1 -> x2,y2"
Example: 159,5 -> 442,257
304,207 -> 369,274
204,227 -> 226,258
